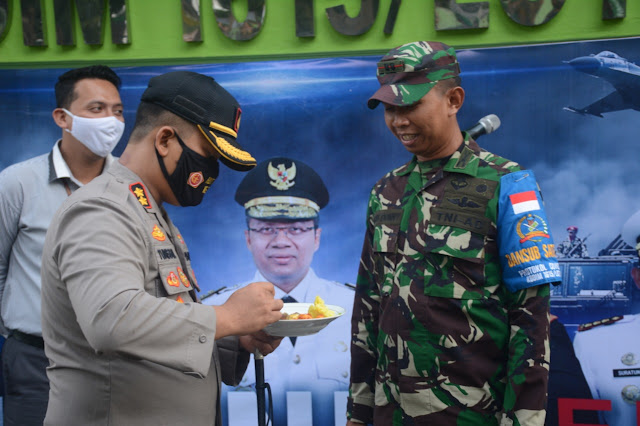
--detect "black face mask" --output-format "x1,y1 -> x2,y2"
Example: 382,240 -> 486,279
156,132 -> 220,207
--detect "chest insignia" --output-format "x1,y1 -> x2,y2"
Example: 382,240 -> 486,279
578,315 -> 623,332
446,196 -> 481,209
177,267 -> 190,288
152,224 -> 166,242
450,176 -> 469,190
622,352 -> 639,366
167,271 -> 179,287
176,295 -> 185,304
621,385 -> 640,404
129,182 -> 152,209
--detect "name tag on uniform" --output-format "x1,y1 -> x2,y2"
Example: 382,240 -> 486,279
613,368 -> 640,377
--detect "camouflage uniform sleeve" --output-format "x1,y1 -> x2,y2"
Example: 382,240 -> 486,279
347,194 -> 381,424
503,283 -> 550,426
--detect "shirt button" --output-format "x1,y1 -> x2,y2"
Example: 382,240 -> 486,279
199,335 -> 207,343
342,371 -> 348,378
293,354 -> 301,364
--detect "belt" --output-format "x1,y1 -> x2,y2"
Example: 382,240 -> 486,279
10,330 -> 44,349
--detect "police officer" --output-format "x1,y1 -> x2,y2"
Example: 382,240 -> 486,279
206,157 -> 354,426
39,71 -> 283,425
572,210 -> 640,425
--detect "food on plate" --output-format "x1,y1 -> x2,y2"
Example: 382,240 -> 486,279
281,296 -> 336,320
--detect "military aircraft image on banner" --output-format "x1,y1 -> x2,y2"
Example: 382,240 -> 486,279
564,51 -> 640,117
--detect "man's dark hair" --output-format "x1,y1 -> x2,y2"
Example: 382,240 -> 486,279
436,76 -> 462,94
55,65 -> 121,109
129,101 -> 195,143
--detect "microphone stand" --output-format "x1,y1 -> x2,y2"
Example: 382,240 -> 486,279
254,349 -> 267,426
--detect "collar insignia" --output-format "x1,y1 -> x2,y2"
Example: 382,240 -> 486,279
268,161 -> 296,191
130,182 -> 151,209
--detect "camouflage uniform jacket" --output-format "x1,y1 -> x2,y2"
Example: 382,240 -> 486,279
556,237 -> 588,258
348,138 -> 550,426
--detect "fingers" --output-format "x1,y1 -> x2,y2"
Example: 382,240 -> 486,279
238,333 -> 283,355
220,281 -> 285,335
256,338 -> 283,356
250,281 -> 275,295
273,297 -> 284,311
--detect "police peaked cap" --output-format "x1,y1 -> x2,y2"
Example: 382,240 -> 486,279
235,157 -> 329,220
141,71 -> 256,172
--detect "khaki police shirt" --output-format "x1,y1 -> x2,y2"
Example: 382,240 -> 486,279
41,162 -> 249,426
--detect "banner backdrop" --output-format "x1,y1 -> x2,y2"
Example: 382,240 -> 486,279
2,36 -> 640,425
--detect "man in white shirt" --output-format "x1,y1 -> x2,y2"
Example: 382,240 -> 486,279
206,157 -> 354,426
0,65 -> 125,426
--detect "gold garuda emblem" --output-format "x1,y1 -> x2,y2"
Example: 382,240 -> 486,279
268,161 -> 296,190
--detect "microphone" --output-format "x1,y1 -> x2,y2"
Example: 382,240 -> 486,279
465,114 -> 501,140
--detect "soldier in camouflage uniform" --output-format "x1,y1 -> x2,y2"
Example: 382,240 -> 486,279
556,226 -> 589,258
347,41 -> 561,426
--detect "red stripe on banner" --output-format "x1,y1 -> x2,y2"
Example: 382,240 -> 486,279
509,190 -> 537,205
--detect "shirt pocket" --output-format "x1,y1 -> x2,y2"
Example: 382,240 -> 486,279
154,243 -> 193,300
422,223 -> 487,300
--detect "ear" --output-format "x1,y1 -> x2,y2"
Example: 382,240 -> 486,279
244,229 -> 252,249
313,227 -> 322,252
447,86 -> 465,115
52,108 -> 70,130
154,126 -> 177,158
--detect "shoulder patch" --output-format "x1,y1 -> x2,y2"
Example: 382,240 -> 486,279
578,315 -> 623,332
129,182 -> 152,209
497,170 -> 561,292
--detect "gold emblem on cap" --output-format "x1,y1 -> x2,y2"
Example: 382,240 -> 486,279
621,385 -> 640,404
622,353 -> 639,366
268,162 -> 296,191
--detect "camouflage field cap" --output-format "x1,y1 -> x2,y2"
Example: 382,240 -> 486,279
368,41 -> 460,109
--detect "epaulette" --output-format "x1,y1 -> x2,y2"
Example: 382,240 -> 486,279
129,182 -> 152,210
578,315 -> 624,332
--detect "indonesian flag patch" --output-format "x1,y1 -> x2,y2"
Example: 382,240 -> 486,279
509,190 -> 540,214
498,170 -> 560,292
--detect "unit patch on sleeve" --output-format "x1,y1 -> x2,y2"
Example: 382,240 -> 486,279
498,170 -> 561,292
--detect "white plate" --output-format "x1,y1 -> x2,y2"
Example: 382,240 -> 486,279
263,303 -> 345,337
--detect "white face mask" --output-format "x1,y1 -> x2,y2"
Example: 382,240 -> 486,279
63,108 -> 125,157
